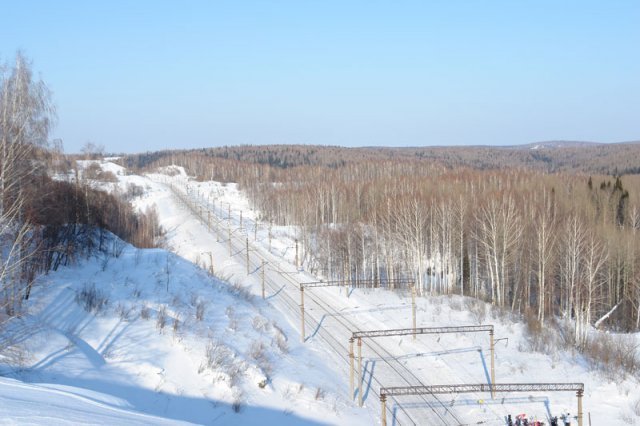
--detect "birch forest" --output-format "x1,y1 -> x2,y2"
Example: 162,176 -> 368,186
125,145 -> 640,349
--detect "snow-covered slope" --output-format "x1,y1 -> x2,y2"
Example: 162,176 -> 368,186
0,237 -> 362,425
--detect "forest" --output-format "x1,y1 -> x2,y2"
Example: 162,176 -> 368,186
126,145 -> 640,349
0,54 -> 161,333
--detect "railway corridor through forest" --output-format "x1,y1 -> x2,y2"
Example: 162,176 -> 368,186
155,175 -> 527,426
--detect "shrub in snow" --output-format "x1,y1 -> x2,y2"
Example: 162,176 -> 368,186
204,339 -> 232,371
230,389 -> 244,413
140,304 -> 151,320
75,284 -> 108,313
156,305 -> 167,331
170,295 -> 182,309
522,310 -> 560,354
110,238 -> 126,258
249,341 -> 266,362
116,303 -> 134,321
251,315 -> 270,332
274,332 -> 289,354
464,298 -> 486,325
231,281 -> 253,302
195,300 -> 206,321
123,183 -> 145,200
582,333 -> 640,381
172,316 -> 180,335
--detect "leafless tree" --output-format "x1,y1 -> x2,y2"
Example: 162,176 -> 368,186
534,190 -> 556,325
474,196 -> 523,307
0,52 -> 54,216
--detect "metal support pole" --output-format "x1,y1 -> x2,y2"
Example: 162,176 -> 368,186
380,395 -> 387,426
577,390 -> 583,426
269,220 -> 272,251
349,338 -> 355,399
261,260 -> 265,299
228,203 -> 231,221
208,252 -> 213,275
228,226 -> 232,256
300,287 -> 305,343
490,330 -> 495,399
295,239 -> 299,269
358,337 -> 363,407
254,221 -> 258,241
411,285 -> 417,340
246,237 -> 250,275
207,210 -> 211,231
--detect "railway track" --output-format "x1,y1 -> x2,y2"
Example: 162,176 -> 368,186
159,177 -> 496,425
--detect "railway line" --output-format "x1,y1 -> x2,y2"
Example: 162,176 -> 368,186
159,177 -> 505,425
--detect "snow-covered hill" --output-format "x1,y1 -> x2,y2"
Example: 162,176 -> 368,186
0,235 -> 361,425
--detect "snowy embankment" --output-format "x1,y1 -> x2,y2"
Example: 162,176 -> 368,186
0,161 -> 363,425
1,159 -> 638,425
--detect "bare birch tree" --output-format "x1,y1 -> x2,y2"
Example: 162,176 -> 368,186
0,53 -> 55,322
535,190 -> 556,324
474,196 -> 522,307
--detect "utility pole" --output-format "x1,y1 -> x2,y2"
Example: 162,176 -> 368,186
295,239 -> 299,270
411,284 -> 417,340
246,237 -> 250,275
207,210 -> 211,231
349,338 -> 355,399
577,389 -> 584,426
261,260 -> 265,299
299,287 -> 305,343
490,329 -> 495,399
358,337 -> 363,407
254,221 -> 258,241
268,220 -> 273,251
228,225 -> 232,256
380,394 -> 387,426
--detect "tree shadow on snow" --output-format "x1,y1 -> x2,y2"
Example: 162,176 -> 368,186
19,374 -> 329,425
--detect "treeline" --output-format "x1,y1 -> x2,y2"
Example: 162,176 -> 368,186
1,53 -> 161,331
247,165 -> 640,345
121,142 -> 640,177
128,147 -> 640,344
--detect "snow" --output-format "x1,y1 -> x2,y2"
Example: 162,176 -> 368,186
1,159 -> 639,425
0,239 -> 355,425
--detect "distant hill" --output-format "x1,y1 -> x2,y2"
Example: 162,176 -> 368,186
122,141 -> 640,176
404,141 -> 640,175
511,140 -> 603,150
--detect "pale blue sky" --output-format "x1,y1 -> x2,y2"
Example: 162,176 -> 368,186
1,1 -> 638,153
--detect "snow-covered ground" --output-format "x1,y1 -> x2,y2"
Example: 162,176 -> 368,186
1,159 -> 639,425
